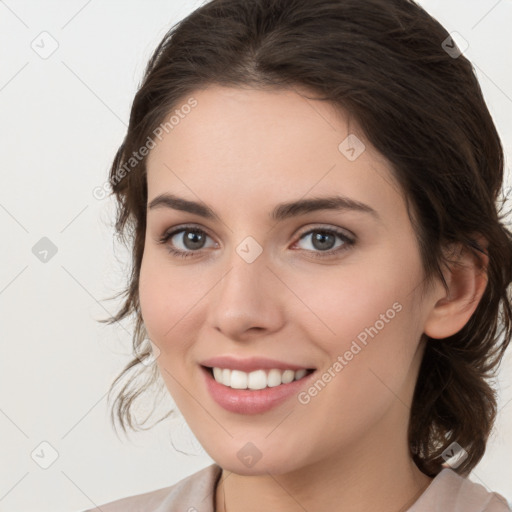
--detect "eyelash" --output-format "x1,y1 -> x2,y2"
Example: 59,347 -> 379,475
157,224 -> 355,260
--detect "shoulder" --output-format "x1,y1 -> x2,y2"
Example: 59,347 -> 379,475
409,468 -> 511,512
80,463 -> 222,512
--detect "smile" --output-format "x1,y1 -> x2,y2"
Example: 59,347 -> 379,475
209,367 -> 314,390
200,364 -> 318,414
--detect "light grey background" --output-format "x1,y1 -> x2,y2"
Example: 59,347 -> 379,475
0,1 -> 511,511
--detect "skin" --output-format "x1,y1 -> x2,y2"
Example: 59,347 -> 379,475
139,85 -> 488,511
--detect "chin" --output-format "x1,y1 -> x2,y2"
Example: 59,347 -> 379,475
210,449 -> 303,476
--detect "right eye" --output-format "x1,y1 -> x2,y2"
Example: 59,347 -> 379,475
158,225 -> 217,259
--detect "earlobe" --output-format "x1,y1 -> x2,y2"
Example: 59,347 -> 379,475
423,236 -> 489,340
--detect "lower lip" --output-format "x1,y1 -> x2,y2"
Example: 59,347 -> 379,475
201,366 -> 316,415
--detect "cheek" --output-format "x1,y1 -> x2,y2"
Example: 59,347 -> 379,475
138,258 -> 196,401
295,258 -> 415,347
138,248 -> 211,358
292,246 -> 425,399
139,256 -> 164,338
317,273 -> 424,410
138,251 -> 185,348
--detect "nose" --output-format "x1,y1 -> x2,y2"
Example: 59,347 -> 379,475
209,246 -> 286,341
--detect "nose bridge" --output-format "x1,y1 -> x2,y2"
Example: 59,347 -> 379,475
209,234 -> 284,336
218,234 -> 268,303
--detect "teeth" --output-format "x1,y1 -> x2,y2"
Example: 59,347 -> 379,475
211,367 -> 309,390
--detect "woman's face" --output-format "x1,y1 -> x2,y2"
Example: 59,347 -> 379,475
140,85 -> 441,475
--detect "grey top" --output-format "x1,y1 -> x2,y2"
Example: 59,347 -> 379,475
82,463 -> 511,512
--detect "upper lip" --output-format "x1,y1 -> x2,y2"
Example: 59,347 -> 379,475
200,355 -> 315,373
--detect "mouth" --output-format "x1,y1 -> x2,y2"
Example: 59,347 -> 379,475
200,358 -> 318,415
201,365 -> 316,391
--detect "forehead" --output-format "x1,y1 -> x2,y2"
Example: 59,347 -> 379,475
145,85 -> 405,224
149,85 -> 364,166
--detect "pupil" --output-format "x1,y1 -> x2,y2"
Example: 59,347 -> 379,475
313,231 -> 335,250
185,230 -> 205,250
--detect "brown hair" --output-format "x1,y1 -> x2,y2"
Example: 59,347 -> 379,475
101,0 -> 512,477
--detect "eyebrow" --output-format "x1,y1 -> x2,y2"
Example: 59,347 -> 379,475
147,193 -> 380,222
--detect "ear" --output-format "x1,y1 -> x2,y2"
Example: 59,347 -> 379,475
424,235 -> 489,339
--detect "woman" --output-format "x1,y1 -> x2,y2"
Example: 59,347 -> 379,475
87,0 -> 512,510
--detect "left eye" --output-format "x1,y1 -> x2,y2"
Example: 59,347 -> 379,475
294,228 -> 354,254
